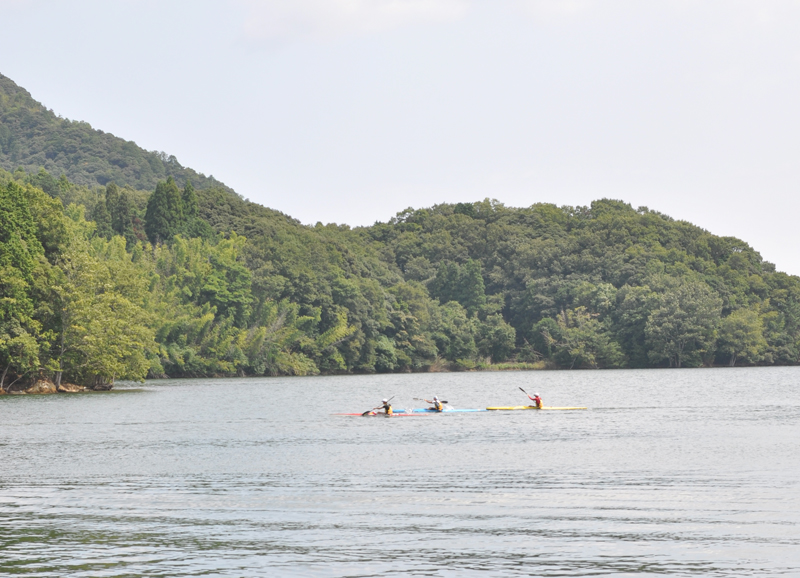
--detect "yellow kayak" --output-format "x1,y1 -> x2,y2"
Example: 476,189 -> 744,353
485,406 -> 587,411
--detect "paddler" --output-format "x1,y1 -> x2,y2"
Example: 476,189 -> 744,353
424,396 -> 444,412
526,392 -> 543,409
362,397 -> 394,416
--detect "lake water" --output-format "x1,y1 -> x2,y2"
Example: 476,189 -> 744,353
1,368 -> 799,577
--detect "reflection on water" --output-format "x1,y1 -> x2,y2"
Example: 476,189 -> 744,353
1,368 -> 799,576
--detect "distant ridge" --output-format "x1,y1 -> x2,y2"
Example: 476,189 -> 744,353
3,73 -> 800,377
0,73 -> 235,194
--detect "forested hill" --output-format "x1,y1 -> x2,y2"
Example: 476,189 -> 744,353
3,75 -> 800,391
0,74 -> 232,193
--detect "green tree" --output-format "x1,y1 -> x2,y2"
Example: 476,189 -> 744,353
460,259 -> 487,315
476,314 -> 516,362
717,309 -> 767,366
106,182 -> 137,247
145,177 -> 184,244
388,281 -> 439,369
429,259 -> 486,316
200,234 -> 253,326
49,207 -> 156,386
431,301 -> 477,362
645,282 -> 722,368
613,285 -> 659,367
238,300 -> 319,376
551,307 -> 623,369
26,168 -> 59,197
0,321 -> 40,391
530,317 -> 561,361
374,335 -> 398,372
182,180 -> 198,219
0,182 -> 47,390
179,180 -> 214,239
429,262 -> 460,304
91,194 -> 113,239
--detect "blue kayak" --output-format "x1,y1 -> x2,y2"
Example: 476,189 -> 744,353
394,408 -> 487,413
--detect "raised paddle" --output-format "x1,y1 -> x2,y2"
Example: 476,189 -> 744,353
362,395 -> 396,416
519,386 -> 539,408
413,397 -> 449,404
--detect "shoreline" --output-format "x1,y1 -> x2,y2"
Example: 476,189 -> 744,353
3,362 -> 796,395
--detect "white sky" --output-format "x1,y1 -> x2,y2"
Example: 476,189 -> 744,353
3,0 -> 800,274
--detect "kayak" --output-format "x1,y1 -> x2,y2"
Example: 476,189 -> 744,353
334,412 -> 426,417
486,406 -> 587,411
335,408 -> 487,416
405,408 -> 487,413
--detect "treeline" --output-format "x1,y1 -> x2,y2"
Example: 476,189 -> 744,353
2,166 -> 800,389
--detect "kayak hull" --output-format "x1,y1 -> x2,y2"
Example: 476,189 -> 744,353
406,408 -> 487,413
486,406 -> 587,411
333,412 -> 422,417
335,408 -> 488,416
337,406 -> 586,416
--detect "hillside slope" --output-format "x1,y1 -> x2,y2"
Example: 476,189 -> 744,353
0,74 -> 232,193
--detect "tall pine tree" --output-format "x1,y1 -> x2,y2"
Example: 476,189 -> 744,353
180,180 -> 213,239
91,194 -> 113,239
105,182 -> 136,247
182,180 -> 197,220
145,177 -> 184,244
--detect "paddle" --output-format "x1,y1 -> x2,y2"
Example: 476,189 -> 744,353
520,386 -> 539,407
362,395 -> 395,416
413,397 -> 449,404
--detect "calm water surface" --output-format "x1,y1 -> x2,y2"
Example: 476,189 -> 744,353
1,368 -> 799,577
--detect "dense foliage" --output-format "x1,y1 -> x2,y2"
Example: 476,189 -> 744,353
371,199 -> 800,369
2,74 -> 800,388
2,162 -> 800,390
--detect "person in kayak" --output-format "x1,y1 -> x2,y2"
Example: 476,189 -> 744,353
424,396 -> 444,412
362,397 -> 393,416
526,392 -> 543,409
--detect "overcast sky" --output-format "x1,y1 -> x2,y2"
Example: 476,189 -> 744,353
3,1 -> 800,273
